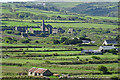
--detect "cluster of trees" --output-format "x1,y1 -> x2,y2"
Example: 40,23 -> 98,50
69,2 -> 118,17
3,37 -> 17,44
2,3 -> 118,25
20,38 -> 31,43
4,30 -> 21,35
53,37 -> 91,45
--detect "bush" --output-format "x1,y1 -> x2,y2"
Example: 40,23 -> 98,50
111,76 -> 119,80
35,40 -> 39,43
20,39 -> 30,43
45,60 -> 51,64
53,40 -> 60,44
98,65 -> 108,74
3,37 -> 17,44
91,56 -> 101,60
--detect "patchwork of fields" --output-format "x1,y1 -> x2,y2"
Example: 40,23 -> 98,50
1,2 -> 119,79
1,45 -> 119,78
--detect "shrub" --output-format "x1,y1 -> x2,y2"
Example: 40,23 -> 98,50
111,76 -> 119,80
20,39 -> 30,43
4,30 -> 14,34
45,60 -> 51,64
35,40 -> 39,43
98,65 -> 108,74
91,56 -> 101,60
53,40 -> 60,44
3,37 -> 17,44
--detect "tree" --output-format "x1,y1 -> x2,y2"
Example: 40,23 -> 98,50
76,56 -> 79,61
91,56 -> 101,60
3,37 -> 17,44
109,49 -> 117,54
98,65 -> 108,74
60,37 -> 68,43
20,39 -> 29,43
53,40 -> 60,44
35,40 -> 39,43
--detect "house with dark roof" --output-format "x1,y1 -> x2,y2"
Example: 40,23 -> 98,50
28,67 -> 53,76
103,40 -> 117,45
82,40 -> 91,44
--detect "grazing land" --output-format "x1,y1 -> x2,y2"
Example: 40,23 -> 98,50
1,2 -> 119,80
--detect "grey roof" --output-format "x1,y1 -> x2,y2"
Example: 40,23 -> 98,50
105,40 -> 117,44
99,46 -> 116,50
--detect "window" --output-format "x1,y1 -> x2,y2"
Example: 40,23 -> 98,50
35,73 -> 37,76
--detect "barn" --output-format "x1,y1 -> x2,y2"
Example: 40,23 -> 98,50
28,67 -> 53,76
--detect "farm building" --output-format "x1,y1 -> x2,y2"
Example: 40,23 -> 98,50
102,40 -> 117,45
81,50 -> 102,54
99,45 -> 116,51
82,40 -> 91,44
28,67 -> 53,76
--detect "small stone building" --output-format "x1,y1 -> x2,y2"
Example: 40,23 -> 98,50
28,67 -> 53,76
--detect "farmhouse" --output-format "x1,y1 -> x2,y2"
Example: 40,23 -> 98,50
102,40 -> 117,45
28,67 -> 53,76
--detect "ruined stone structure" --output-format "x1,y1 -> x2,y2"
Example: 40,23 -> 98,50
68,28 -> 75,33
52,27 -> 58,34
41,20 -> 53,34
21,32 -> 28,38
15,20 -> 64,36
15,27 -> 27,32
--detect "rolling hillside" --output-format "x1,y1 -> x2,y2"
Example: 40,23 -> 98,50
52,2 -> 118,17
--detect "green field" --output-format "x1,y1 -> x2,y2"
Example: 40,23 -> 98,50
45,23 -> 118,29
1,2 -> 119,79
2,20 -> 118,29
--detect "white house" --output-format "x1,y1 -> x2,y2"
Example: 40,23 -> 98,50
28,67 -> 53,76
102,40 -> 117,45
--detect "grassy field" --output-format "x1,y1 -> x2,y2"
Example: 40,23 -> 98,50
1,2 -> 119,79
86,16 -> 118,21
45,23 -> 118,29
2,20 -> 118,29
2,21 -> 39,26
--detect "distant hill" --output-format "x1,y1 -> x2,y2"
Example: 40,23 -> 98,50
52,2 -> 118,17
67,2 -> 118,17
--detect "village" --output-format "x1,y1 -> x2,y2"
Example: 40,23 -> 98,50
3,20 -> 118,79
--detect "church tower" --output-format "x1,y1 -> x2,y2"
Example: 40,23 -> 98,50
42,20 -> 45,33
